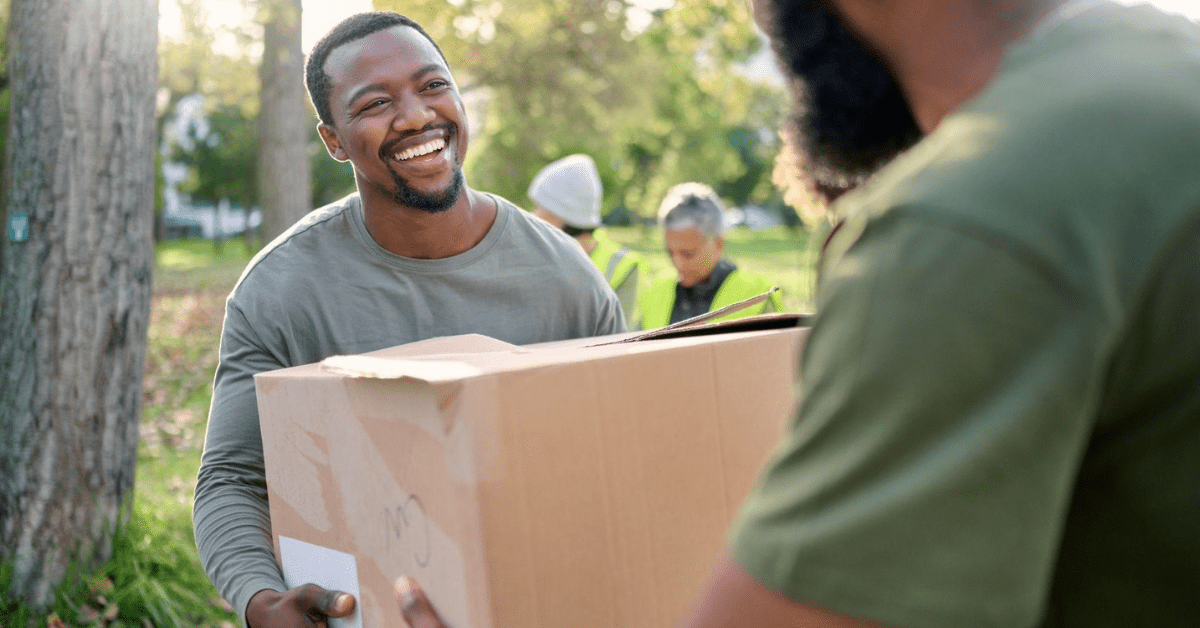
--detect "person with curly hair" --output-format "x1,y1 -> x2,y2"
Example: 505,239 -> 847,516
398,0 -> 1200,625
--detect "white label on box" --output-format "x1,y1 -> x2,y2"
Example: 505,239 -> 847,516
279,536 -> 362,628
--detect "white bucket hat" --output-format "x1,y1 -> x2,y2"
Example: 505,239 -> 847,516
527,154 -> 603,229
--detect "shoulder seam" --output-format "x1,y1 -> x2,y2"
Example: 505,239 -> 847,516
234,199 -> 357,293
880,207 -> 1083,299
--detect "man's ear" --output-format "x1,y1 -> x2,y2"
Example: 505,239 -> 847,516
317,122 -> 349,162
715,235 -> 726,253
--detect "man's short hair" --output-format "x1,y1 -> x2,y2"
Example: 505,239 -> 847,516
305,11 -> 447,126
658,182 -> 726,238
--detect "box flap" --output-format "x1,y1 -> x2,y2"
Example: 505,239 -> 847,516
321,355 -> 484,383
659,287 -> 776,329
254,334 -> 520,382
264,311 -> 810,386
612,312 -> 812,344
361,334 -> 518,358
531,289 -> 788,352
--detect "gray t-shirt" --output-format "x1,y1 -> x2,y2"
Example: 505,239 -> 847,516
193,193 -> 624,624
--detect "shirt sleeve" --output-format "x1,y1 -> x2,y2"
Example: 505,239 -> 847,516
193,300 -> 289,626
729,214 -> 1108,628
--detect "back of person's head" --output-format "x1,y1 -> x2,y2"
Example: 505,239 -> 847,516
305,12 -> 446,127
658,182 -> 726,239
527,154 -> 603,229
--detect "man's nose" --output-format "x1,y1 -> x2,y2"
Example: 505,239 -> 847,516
392,94 -> 436,132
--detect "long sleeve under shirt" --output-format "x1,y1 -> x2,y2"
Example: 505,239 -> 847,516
669,259 -> 736,324
193,193 -> 624,626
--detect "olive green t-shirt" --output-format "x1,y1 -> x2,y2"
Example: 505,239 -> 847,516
729,4 -> 1200,628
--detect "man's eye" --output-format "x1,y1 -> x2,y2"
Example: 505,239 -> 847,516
426,80 -> 448,91
362,99 -> 387,111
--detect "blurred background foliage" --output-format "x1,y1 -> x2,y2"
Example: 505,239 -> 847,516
380,0 -> 790,220
147,0 -> 800,233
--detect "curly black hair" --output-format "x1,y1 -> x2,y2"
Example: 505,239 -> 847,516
762,0 -> 921,187
305,11 -> 447,126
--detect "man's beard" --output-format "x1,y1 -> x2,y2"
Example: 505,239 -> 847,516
764,0 -> 923,198
386,163 -> 464,214
380,124 -> 465,214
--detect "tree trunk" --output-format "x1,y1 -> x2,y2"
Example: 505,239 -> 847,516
0,0 -> 157,607
258,0 -> 311,242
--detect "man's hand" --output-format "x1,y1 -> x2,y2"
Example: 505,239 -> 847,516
246,584 -> 356,628
395,576 -> 451,628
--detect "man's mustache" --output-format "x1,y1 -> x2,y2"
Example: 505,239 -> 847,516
379,123 -> 455,160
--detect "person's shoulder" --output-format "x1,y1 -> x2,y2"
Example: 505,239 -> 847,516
860,2 -> 1200,226
494,195 -> 598,260
827,2 -> 1200,309
490,195 -> 623,327
229,194 -> 362,305
617,245 -> 647,266
729,266 -> 775,291
989,3 -> 1200,142
498,196 -> 573,242
592,231 -> 645,265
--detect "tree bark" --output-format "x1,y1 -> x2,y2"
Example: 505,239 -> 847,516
0,0 -> 157,607
258,0 -> 311,242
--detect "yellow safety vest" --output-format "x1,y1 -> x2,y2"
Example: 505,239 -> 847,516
638,267 -> 783,330
589,233 -> 642,292
589,232 -> 645,327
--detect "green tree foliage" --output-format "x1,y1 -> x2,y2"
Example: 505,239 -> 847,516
374,0 -> 786,219
159,0 -> 354,240
158,0 -> 261,237
173,102 -> 258,209
154,0 -> 782,231
158,0 -> 258,111
311,135 -> 355,207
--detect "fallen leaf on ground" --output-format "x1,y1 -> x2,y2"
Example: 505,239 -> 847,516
77,606 -> 101,624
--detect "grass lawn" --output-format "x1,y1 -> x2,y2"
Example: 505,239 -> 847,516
2,224 -> 815,628
130,239 -> 258,626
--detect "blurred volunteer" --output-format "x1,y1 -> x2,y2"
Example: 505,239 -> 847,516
191,11 -> 624,628
529,154 -> 645,328
638,182 -> 782,330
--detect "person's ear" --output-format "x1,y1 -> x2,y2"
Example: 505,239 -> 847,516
317,122 -> 350,162
715,235 -> 726,253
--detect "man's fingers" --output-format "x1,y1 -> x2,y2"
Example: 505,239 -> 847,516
296,583 -> 357,618
326,590 -> 356,617
395,576 -> 448,628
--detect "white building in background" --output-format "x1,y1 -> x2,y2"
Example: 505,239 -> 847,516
166,200 -> 262,241
161,93 -> 261,240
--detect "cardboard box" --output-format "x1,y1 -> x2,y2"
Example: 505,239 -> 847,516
256,317 -> 808,628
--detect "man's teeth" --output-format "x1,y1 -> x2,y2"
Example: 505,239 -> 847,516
394,138 -> 446,161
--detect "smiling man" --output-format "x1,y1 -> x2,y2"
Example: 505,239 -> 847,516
192,12 -> 624,628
